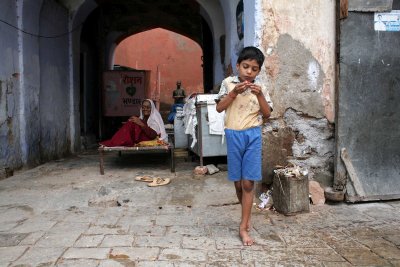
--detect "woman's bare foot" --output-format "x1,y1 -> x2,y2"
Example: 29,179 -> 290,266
239,228 -> 254,246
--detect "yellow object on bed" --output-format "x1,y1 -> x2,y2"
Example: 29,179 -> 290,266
135,138 -> 168,147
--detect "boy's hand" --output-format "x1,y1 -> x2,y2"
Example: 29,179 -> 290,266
233,81 -> 251,94
249,83 -> 263,96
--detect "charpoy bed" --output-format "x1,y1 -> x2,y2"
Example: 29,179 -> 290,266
98,142 -> 175,174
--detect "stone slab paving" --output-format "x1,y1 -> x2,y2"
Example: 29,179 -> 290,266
0,151 -> 399,266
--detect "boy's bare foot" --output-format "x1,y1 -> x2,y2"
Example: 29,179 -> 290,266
239,228 -> 254,246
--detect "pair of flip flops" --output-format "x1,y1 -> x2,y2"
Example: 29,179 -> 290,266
135,176 -> 171,187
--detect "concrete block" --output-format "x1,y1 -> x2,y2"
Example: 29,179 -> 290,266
206,164 -> 219,175
273,171 -> 310,215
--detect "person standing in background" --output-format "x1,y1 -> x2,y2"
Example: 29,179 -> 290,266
173,80 -> 186,104
168,81 -> 186,123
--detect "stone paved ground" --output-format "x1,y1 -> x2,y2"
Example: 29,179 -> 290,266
0,150 -> 399,266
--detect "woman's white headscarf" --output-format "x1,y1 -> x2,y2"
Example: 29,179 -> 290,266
140,99 -> 168,141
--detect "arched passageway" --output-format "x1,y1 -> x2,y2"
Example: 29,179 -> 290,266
0,0 -> 247,170
78,0 -> 225,140
1,1 -> 340,197
113,28 -> 204,119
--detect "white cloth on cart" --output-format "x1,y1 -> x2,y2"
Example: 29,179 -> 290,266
183,96 -> 197,148
183,94 -> 225,148
206,100 -> 225,138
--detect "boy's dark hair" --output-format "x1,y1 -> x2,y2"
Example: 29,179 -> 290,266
237,46 -> 265,68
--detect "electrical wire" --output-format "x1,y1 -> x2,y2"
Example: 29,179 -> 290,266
0,18 -> 83,38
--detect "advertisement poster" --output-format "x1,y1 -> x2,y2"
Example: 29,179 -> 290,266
374,10 -> 400,31
103,71 -> 148,116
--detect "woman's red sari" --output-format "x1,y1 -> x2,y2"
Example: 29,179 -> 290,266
99,120 -> 158,147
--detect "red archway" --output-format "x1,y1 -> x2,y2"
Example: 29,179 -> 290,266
114,28 -> 203,119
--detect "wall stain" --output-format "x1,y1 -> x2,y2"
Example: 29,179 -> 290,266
269,34 -> 326,118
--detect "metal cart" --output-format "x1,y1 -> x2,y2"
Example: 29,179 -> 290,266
189,97 -> 227,166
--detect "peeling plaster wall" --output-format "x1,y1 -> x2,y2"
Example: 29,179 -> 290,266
261,0 -> 336,122
257,0 -> 336,185
272,34 -> 326,118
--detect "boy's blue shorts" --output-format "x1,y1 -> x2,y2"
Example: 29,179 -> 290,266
225,127 -> 262,182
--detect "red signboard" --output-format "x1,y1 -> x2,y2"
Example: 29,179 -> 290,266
102,70 -> 149,116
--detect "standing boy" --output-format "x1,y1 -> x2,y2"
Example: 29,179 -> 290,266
216,46 -> 273,246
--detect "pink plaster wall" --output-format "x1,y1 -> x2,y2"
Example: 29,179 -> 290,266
114,28 -> 204,117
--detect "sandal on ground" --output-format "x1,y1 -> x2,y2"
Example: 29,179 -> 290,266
147,177 -> 171,187
135,176 -> 154,182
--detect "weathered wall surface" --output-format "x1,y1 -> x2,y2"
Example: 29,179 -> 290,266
0,1 -> 23,171
39,1 -> 71,162
258,0 -> 336,185
0,0 -> 73,173
21,0 -> 43,167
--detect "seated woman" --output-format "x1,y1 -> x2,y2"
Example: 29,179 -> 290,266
100,99 -> 167,147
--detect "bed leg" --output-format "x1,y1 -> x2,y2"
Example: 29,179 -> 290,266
99,150 -> 105,175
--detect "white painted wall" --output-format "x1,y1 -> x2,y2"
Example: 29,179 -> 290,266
219,0 -> 241,76
197,0 -> 225,85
